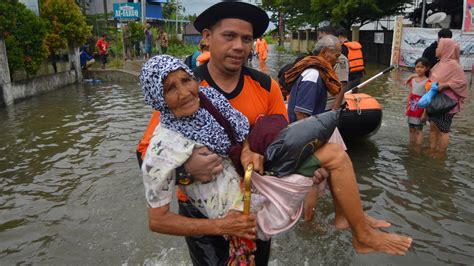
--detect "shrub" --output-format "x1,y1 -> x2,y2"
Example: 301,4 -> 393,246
168,42 -> 198,57
0,0 -> 48,76
41,0 -> 92,49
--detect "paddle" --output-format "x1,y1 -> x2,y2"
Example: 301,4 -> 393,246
344,65 -> 395,95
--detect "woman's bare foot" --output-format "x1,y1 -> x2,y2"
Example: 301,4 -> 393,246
335,213 -> 391,230
352,229 -> 412,256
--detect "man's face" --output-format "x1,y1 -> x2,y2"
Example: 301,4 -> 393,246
321,44 -> 342,66
203,18 -> 254,74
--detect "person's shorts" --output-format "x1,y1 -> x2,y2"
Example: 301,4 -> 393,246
429,113 -> 455,133
144,43 -> 152,54
409,123 -> 424,130
99,54 -> 107,64
295,154 -> 321,177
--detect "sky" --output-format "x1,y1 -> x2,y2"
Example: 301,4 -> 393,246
181,0 -> 223,16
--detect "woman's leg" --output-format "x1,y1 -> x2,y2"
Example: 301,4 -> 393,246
429,122 -> 440,150
315,144 -> 412,255
437,132 -> 449,152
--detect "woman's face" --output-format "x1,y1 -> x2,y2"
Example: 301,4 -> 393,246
163,70 -> 200,118
435,46 -> 440,59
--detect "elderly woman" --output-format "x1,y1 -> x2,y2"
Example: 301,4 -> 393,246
428,38 -> 468,155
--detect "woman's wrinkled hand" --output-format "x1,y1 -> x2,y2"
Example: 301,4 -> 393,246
184,147 -> 223,182
241,140 -> 264,174
217,212 -> 257,239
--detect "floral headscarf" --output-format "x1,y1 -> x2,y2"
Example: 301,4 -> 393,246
140,55 -> 249,156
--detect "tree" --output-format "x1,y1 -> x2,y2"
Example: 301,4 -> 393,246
162,0 -> 185,20
325,0 -> 413,30
41,0 -> 91,80
41,0 -> 92,48
0,0 -> 48,77
261,0 -> 307,45
263,0 -> 412,30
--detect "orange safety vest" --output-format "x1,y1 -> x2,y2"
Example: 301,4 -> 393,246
344,41 -> 365,73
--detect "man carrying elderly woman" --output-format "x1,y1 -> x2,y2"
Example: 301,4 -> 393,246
136,2 -> 412,265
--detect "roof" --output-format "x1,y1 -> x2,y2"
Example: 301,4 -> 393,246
184,23 -> 200,35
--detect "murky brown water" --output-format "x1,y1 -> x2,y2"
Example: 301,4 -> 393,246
1,45 -> 473,265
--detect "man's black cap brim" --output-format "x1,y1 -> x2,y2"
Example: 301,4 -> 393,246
194,1 -> 269,39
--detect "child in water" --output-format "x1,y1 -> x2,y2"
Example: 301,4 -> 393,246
406,57 -> 430,145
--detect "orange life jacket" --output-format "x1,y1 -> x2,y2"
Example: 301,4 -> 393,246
344,41 -> 365,73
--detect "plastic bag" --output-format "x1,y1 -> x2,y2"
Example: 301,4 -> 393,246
418,82 -> 439,108
426,93 -> 457,116
264,110 -> 338,177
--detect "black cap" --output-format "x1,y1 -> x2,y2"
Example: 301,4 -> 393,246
194,1 -> 269,39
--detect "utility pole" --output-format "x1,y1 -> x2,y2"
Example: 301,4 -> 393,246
141,0 -> 145,24
421,0 -> 426,28
175,0 -> 179,35
103,0 -> 108,22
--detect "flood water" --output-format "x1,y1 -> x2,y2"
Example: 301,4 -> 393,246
1,45 -> 473,265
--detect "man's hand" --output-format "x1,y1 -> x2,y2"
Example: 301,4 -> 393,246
184,147 -> 223,182
241,140 -> 264,174
216,212 -> 257,239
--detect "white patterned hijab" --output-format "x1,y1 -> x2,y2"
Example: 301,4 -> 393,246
140,55 -> 249,156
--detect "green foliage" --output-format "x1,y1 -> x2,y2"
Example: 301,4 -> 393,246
0,0 -> 48,75
108,30 -> 123,58
168,42 -> 198,57
276,45 -> 286,52
263,35 -> 275,45
162,0 -> 185,20
129,21 -> 144,45
262,0 -> 412,30
41,0 -> 92,49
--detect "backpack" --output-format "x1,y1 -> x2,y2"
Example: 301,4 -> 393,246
183,54 -> 193,68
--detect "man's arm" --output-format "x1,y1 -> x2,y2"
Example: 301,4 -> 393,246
295,111 -> 310,121
331,83 -> 346,110
148,204 -> 257,239
267,79 -> 289,120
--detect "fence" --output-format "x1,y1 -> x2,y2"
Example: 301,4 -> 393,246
359,30 -> 393,66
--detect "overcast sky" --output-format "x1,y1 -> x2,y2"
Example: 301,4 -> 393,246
181,0 -> 221,16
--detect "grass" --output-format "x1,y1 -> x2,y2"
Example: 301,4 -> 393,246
108,56 -> 124,69
276,45 -> 286,52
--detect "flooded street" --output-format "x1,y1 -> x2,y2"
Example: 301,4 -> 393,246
1,45 -> 473,265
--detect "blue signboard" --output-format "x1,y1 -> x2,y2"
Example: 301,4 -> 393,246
113,3 -> 141,20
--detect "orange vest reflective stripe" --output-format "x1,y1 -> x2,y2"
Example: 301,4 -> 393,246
344,41 -> 365,73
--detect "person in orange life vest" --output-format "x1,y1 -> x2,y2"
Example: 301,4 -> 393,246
95,33 -> 109,69
336,27 -> 365,88
137,2 -> 286,264
255,36 -> 268,62
196,39 -> 210,66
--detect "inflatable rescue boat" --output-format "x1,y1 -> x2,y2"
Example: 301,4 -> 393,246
338,93 -> 382,141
